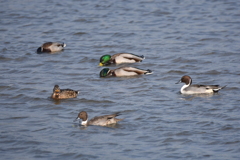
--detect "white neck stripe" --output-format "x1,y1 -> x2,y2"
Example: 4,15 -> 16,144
81,119 -> 88,126
181,84 -> 189,93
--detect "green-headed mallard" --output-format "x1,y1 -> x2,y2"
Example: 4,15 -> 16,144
100,67 -> 152,77
37,42 -> 66,53
99,53 -> 145,66
74,111 -> 123,126
51,85 -> 79,99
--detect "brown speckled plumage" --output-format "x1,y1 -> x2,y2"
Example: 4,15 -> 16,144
51,85 -> 79,99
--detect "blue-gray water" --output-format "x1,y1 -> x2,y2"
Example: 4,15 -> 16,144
0,0 -> 240,159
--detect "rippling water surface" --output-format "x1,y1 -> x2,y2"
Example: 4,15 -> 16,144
1,0 -> 240,159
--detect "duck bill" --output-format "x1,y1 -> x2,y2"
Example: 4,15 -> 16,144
99,63 -> 104,66
175,80 -> 181,84
73,117 -> 80,122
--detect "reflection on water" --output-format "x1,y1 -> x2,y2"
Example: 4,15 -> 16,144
179,93 -> 216,101
51,98 -> 62,105
73,123 -> 123,130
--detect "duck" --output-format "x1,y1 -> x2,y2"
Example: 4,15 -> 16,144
100,67 -> 153,77
51,85 -> 79,99
99,53 -> 145,66
37,42 -> 66,53
176,75 -> 226,94
74,111 -> 123,126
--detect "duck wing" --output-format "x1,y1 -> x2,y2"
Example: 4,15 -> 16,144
42,42 -> 65,52
112,67 -> 152,77
122,67 -> 152,75
42,42 -> 53,48
88,113 -> 122,126
60,89 -> 79,97
205,85 -> 226,92
189,84 -> 226,93
112,53 -> 145,63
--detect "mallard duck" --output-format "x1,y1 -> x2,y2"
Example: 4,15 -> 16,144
74,111 -> 123,126
37,42 -> 66,53
100,67 -> 153,77
99,53 -> 145,66
51,85 -> 79,99
176,75 -> 226,94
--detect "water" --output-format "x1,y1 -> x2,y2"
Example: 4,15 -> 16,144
1,0 -> 240,159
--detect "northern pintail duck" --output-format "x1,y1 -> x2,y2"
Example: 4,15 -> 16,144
100,67 -> 153,77
99,53 -> 145,66
37,42 -> 66,53
176,75 -> 226,94
74,111 -> 123,126
51,85 -> 79,99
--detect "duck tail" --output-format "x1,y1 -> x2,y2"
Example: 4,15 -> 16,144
75,91 -> 80,94
62,43 -> 66,47
115,118 -> 124,122
145,69 -> 153,75
213,85 -> 227,92
113,112 -> 124,122
115,112 -> 121,116
221,85 -> 227,89
140,55 -> 145,59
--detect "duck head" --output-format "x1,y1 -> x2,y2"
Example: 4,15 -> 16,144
99,55 -> 111,66
74,111 -> 88,125
100,68 -> 111,77
176,75 -> 192,85
53,85 -> 60,92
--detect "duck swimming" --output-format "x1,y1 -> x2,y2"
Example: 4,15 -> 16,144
37,42 -> 66,53
176,75 -> 226,94
51,85 -> 79,99
100,67 -> 153,77
74,111 -> 123,126
99,53 -> 145,66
